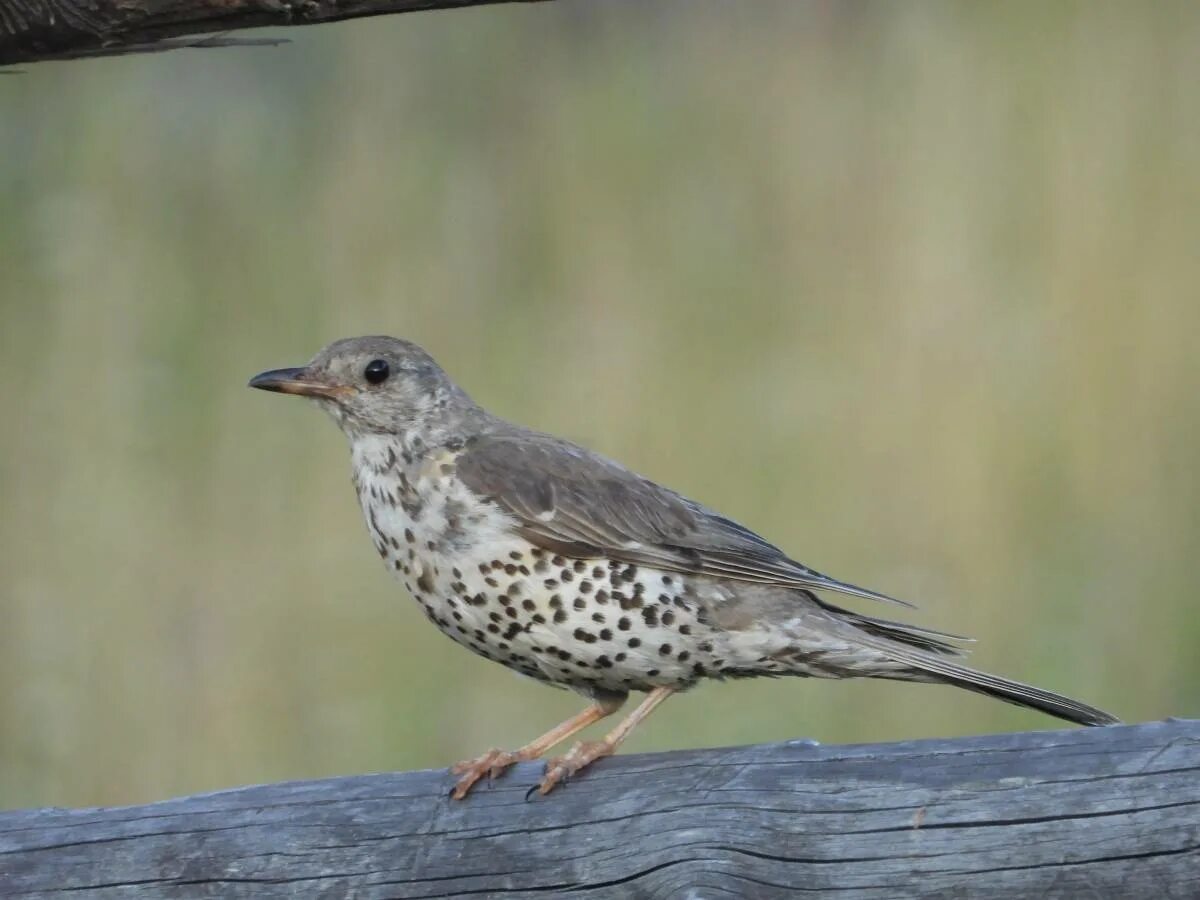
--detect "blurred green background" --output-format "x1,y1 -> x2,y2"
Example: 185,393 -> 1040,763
2,0 -> 1198,811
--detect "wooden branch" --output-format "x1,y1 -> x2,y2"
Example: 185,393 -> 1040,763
0,0 -> 548,65
1,720 -> 1197,898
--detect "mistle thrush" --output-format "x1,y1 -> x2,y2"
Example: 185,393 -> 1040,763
249,336 -> 1118,797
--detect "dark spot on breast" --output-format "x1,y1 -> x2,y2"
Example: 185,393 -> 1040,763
616,591 -> 643,610
642,607 -> 659,627
596,655 -> 613,668
647,668 -> 660,677
553,610 -> 568,624
544,578 -> 559,589
659,643 -> 672,656
599,629 -> 613,641
679,624 -> 692,636
532,613 -> 547,624
627,637 -> 641,649
595,590 -> 609,605
561,570 -> 574,583
504,564 -> 518,576
591,612 -> 605,623
484,577 -> 499,588
661,611 -> 675,626
534,559 -> 550,574
573,597 -> 586,611
573,628 -> 597,644
416,571 -> 435,594
522,598 -> 537,612
579,581 -> 593,594
698,641 -> 713,653
548,595 -> 563,610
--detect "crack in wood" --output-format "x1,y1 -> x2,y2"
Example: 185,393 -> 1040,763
0,721 -> 1197,899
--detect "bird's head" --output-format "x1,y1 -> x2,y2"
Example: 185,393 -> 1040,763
249,335 -> 474,439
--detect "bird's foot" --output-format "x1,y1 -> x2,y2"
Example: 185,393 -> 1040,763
449,748 -> 522,799
535,740 -> 613,796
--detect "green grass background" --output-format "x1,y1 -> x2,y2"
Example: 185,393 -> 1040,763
2,1 -> 1198,809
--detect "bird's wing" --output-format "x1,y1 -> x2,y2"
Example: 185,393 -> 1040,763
456,430 -> 913,609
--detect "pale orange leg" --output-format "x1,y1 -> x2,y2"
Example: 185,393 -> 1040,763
450,696 -> 625,800
537,686 -> 676,796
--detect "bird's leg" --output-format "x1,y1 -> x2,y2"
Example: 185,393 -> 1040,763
450,696 -> 625,800
536,686 -> 675,796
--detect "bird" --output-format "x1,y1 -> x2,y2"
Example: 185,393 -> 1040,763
249,335 -> 1119,798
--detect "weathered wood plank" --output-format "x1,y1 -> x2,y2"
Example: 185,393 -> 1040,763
1,720 -> 1198,898
0,0 -> 550,66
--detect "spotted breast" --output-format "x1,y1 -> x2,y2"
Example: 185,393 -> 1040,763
349,434 -> 751,697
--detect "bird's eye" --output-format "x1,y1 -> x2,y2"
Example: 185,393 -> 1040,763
363,359 -> 390,385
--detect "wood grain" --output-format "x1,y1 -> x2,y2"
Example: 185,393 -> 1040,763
0,0 -> 548,65
2,719 -> 1197,898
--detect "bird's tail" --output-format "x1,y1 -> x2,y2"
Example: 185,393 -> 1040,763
898,650 -> 1117,726
832,608 -> 1120,727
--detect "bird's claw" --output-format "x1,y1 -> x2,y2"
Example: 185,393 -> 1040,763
448,748 -> 520,799
533,740 -> 613,796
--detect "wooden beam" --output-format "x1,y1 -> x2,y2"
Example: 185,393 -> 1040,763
1,719 -> 1197,897
0,0 -> 550,66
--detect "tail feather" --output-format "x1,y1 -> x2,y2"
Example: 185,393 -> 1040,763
839,618 -> 1120,727
883,641 -> 1118,726
838,609 -> 973,657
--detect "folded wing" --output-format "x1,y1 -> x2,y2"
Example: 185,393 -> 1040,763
457,429 -> 914,609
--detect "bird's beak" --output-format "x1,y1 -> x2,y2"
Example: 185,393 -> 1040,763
248,367 -> 350,400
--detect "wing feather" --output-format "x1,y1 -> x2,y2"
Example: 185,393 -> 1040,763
457,430 -> 914,609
